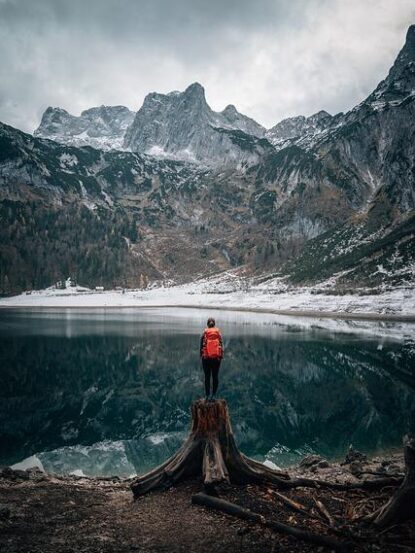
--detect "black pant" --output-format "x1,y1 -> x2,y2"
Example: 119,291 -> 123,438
202,358 -> 221,396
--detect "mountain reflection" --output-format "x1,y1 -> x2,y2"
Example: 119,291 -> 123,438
0,308 -> 414,474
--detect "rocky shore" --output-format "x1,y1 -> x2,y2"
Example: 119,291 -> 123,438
1,448 -> 413,553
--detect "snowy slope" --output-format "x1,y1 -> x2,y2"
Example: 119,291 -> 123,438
1,271 -> 414,320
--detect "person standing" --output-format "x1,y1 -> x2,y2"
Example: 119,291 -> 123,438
200,317 -> 223,401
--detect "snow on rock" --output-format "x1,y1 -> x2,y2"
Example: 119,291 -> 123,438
11,455 -> 45,472
263,459 -> 282,471
59,153 -> 78,169
70,469 -> 86,477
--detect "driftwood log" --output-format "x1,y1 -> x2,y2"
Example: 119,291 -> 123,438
131,399 -> 290,498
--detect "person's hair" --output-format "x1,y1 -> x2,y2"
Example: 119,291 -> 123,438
207,317 -> 215,328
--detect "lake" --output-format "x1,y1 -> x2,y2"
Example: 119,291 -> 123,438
0,307 -> 414,477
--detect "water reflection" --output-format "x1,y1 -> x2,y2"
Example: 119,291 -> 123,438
0,308 -> 414,475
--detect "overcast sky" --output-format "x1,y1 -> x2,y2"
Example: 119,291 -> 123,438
0,0 -> 414,132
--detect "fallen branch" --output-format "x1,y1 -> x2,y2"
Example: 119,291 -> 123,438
192,492 -> 350,552
272,490 -> 309,514
264,489 -> 365,541
358,470 -> 404,479
281,475 -> 403,491
262,489 -> 327,526
313,496 -> 336,527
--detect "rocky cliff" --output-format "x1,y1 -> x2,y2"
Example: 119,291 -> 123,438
1,26 -> 414,294
34,83 -> 270,167
34,105 -> 135,150
123,83 -> 269,166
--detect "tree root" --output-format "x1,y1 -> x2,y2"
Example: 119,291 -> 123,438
367,435 -> 415,528
131,399 -> 290,498
131,399 -> 403,499
129,399 -> 414,550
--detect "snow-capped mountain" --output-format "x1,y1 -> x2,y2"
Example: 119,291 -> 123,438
220,103 -> 266,137
32,25 -> 415,169
1,25 -> 415,294
34,83 -> 270,166
365,24 -> 415,108
123,82 -> 270,165
34,105 -> 135,150
265,110 -> 335,149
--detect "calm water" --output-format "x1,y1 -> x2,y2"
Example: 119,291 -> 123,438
0,308 -> 414,477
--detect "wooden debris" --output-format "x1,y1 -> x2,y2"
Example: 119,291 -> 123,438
313,496 -> 336,527
191,492 -> 350,552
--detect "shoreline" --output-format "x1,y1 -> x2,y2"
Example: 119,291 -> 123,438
0,448 -> 410,553
1,302 -> 415,322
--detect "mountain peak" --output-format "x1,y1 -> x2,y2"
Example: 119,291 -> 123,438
35,107 -> 73,133
311,110 -> 331,119
366,24 -> 415,105
44,106 -> 69,116
183,82 -> 206,98
388,24 -> 415,78
266,110 -> 333,147
34,103 -> 134,147
307,110 -> 332,125
80,105 -> 132,117
406,24 -> 415,45
398,24 -> 415,60
220,104 -> 265,137
222,104 -> 238,115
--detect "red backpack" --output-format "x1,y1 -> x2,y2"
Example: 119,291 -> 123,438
202,327 -> 223,359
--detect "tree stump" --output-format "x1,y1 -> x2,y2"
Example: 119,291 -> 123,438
131,399 -> 289,498
371,434 -> 415,527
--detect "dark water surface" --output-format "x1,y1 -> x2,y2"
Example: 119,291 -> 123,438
0,308 -> 414,476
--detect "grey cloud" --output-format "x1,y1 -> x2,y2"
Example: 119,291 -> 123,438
1,0 -> 300,35
0,0 -> 414,133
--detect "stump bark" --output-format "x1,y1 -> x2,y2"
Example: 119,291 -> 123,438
131,399 -> 289,498
371,434 -> 415,527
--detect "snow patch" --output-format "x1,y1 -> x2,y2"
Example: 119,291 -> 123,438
146,433 -> 171,445
59,153 -> 78,169
263,459 -> 282,471
11,455 -> 45,472
1,271 -> 414,332
70,469 -> 86,477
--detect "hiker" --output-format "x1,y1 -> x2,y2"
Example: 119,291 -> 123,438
200,317 -> 223,401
